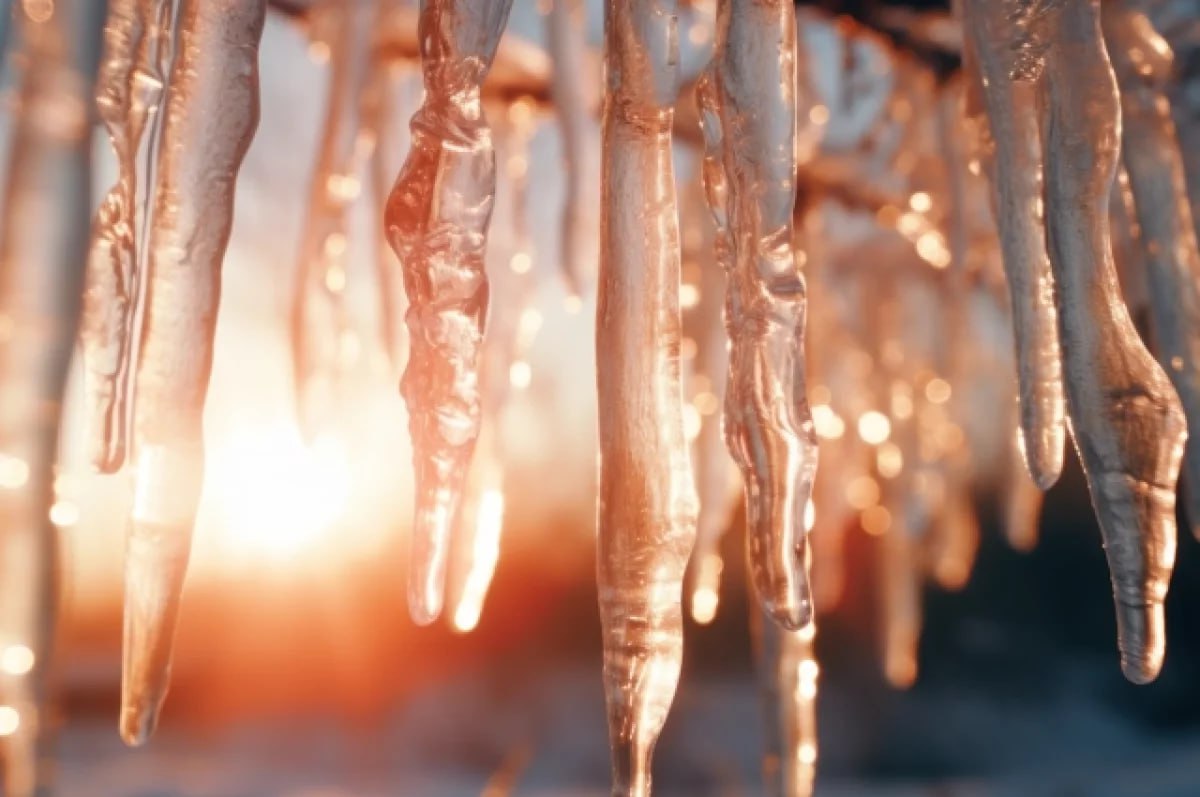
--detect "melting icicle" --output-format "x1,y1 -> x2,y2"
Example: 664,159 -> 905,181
82,0 -> 174,473
383,0 -> 514,625
962,0 -> 1065,490
596,0 -> 697,790
122,0 -> 266,745
1036,0 -> 1185,684
1102,3 -> 1200,543
291,0 -> 374,435
0,1 -> 103,792
546,0 -> 597,300
752,611 -> 818,797
697,0 -> 819,631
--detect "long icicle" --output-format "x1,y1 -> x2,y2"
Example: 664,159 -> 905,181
384,0 -> 514,625
1102,3 -> 1200,542
0,2 -> 103,793
82,0 -> 173,473
752,609 -> 818,797
696,0 -> 818,631
291,0 -> 374,436
1036,0 -> 1185,684
122,0 -> 266,745
546,0 -> 597,301
962,0 -> 1066,489
597,0 -> 697,790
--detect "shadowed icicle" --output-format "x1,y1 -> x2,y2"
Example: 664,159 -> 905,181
1102,3 -> 1200,543
1037,0 -> 1185,684
962,0 -> 1066,490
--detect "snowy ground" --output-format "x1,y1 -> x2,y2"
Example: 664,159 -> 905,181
53,657 -> 1200,797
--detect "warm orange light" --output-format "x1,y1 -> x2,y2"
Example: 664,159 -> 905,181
453,488 -> 505,633
204,423 -> 350,564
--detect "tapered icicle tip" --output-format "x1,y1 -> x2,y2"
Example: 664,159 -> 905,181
1116,600 -> 1165,685
119,700 -> 159,748
756,575 -> 813,633
407,504 -> 452,625
1018,424 -> 1063,492
121,517 -> 190,747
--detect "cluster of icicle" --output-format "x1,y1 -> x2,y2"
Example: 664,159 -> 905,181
3,0 -> 1200,795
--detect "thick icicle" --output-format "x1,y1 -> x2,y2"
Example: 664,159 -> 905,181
383,0 -> 514,625
0,1 -> 103,792
82,0 -> 173,472
683,177 -> 737,626
962,0 -> 1065,490
122,0 -> 266,745
1103,3 -> 1200,542
697,0 -> 818,631
752,611 -> 818,797
291,0 -> 374,434
1036,0 -> 1185,684
546,0 -> 597,300
596,0 -> 697,790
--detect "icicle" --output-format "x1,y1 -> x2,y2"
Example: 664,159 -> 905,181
1103,4 -> 1200,543
81,0 -> 174,473
1109,167 -> 1150,319
366,56 -> 415,376
122,0 -> 266,745
683,177 -> 737,627
1004,426 -> 1043,552
0,1 -> 103,792
291,0 -> 374,435
697,0 -> 818,631
546,0 -> 597,300
596,0 -> 697,790
445,107 -> 539,632
962,0 -> 1065,490
878,482 -> 921,690
752,611 -> 818,797
1036,0 -> 1185,684
383,0 -> 514,625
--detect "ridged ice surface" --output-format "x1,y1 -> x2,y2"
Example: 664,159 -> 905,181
596,0 -> 697,790
1103,3 -> 1200,543
0,2 -> 101,793
123,0 -> 265,745
82,0 -> 173,473
696,0 -> 818,631
753,614 -> 818,797
963,0 -> 1065,489
291,0 -> 373,435
383,0 -> 513,625
1040,0 -> 1184,684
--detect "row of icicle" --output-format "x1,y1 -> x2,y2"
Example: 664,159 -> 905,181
1,0 -> 1200,795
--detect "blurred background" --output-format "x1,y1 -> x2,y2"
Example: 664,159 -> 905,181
2,0 -> 1199,795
